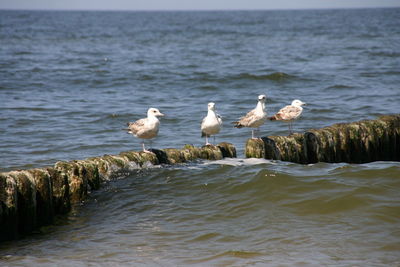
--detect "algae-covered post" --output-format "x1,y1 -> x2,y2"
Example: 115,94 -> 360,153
0,143 -> 236,242
0,172 -> 18,241
245,114 -> 400,164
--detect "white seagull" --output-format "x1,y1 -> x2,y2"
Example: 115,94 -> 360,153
126,107 -> 164,152
201,102 -> 222,145
269,99 -> 306,134
233,94 -> 267,139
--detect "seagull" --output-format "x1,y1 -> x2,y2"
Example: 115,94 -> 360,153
269,99 -> 306,134
233,94 -> 267,139
126,108 -> 164,152
201,102 -> 222,145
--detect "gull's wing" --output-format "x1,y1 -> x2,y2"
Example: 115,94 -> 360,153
127,118 -> 147,134
273,105 -> 302,120
233,109 -> 256,128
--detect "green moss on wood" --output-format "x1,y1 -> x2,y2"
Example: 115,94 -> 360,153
181,147 -> 196,162
101,155 -> 127,169
85,157 -> 111,180
119,151 -> 143,166
54,161 -> 88,203
74,161 -> 100,191
46,167 -> 70,215
0,141 -> 237,242
137,151 -> 159,166
217,142 -> 237,158
0,173 -> 18,241
27,168 -> 54,226
163,148 -> 187,164
246,114 -> 400,164
8,171 -> 37,235
200,145 -> 223,160
182,145 -> 202,160
245,139 -> 265,158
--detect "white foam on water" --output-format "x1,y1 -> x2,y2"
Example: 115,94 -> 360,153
202,157 -> 276,167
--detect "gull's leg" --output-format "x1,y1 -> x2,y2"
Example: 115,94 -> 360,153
213,135 -> 216,145
143,141 -> 151,153
253,128 -> 260,138
205,135 -> 209,145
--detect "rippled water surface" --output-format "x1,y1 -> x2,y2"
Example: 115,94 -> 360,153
1,159 -> 400,266
1,8 -> 400,266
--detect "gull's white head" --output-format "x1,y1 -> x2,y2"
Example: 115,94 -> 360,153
147,108 -> 164,117
208,102 -> 216,111
258,95 -> 267,102
291,100 -> 306,107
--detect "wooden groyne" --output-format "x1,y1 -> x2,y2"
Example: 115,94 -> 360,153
0,143 -> 236,241
246,115 -> 400,164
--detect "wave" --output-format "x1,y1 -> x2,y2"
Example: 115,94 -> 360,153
185,72 -> 219,82
3,107 -> 60,112
184,71 -> 298,83
367,51 -> 400,58
198,85 -> 218,91
232,72 -> 296,82
13,51 -> 33,56
191,160 -> 400,214
185,250 -> 264,264
357,33 -> 382,38
360,71 -> 400,77
137,74 -> 155,81
324,84 -> 354,90
31,67 -> 43,73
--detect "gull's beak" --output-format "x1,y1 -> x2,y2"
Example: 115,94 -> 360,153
302,102 -> 307,106
159,112 -> 165,117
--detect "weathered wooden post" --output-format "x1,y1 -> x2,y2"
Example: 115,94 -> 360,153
0,142 -> 237,241
245,114 -> 400,164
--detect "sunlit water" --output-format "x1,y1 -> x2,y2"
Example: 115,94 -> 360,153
1,8 -> 400,266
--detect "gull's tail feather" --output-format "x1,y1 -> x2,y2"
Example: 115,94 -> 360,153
269,115 -> 277,121
201,132 -> 209,138
232,121 -> 244,128
123,126 -> 133,134
124,128 -> 133,134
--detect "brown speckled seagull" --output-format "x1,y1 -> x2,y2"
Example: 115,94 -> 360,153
126,108 -> 164,152
233,94 -> 267,139
269,99 -> 306,134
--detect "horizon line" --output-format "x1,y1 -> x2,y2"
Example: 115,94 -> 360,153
1,5 -> 399,12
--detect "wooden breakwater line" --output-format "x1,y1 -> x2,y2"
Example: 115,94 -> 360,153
0,143 -> 236,241
245,115 -> 400,164
1,115 -> 399,241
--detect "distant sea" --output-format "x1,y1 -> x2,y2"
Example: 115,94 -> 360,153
0,8 -> 399,266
